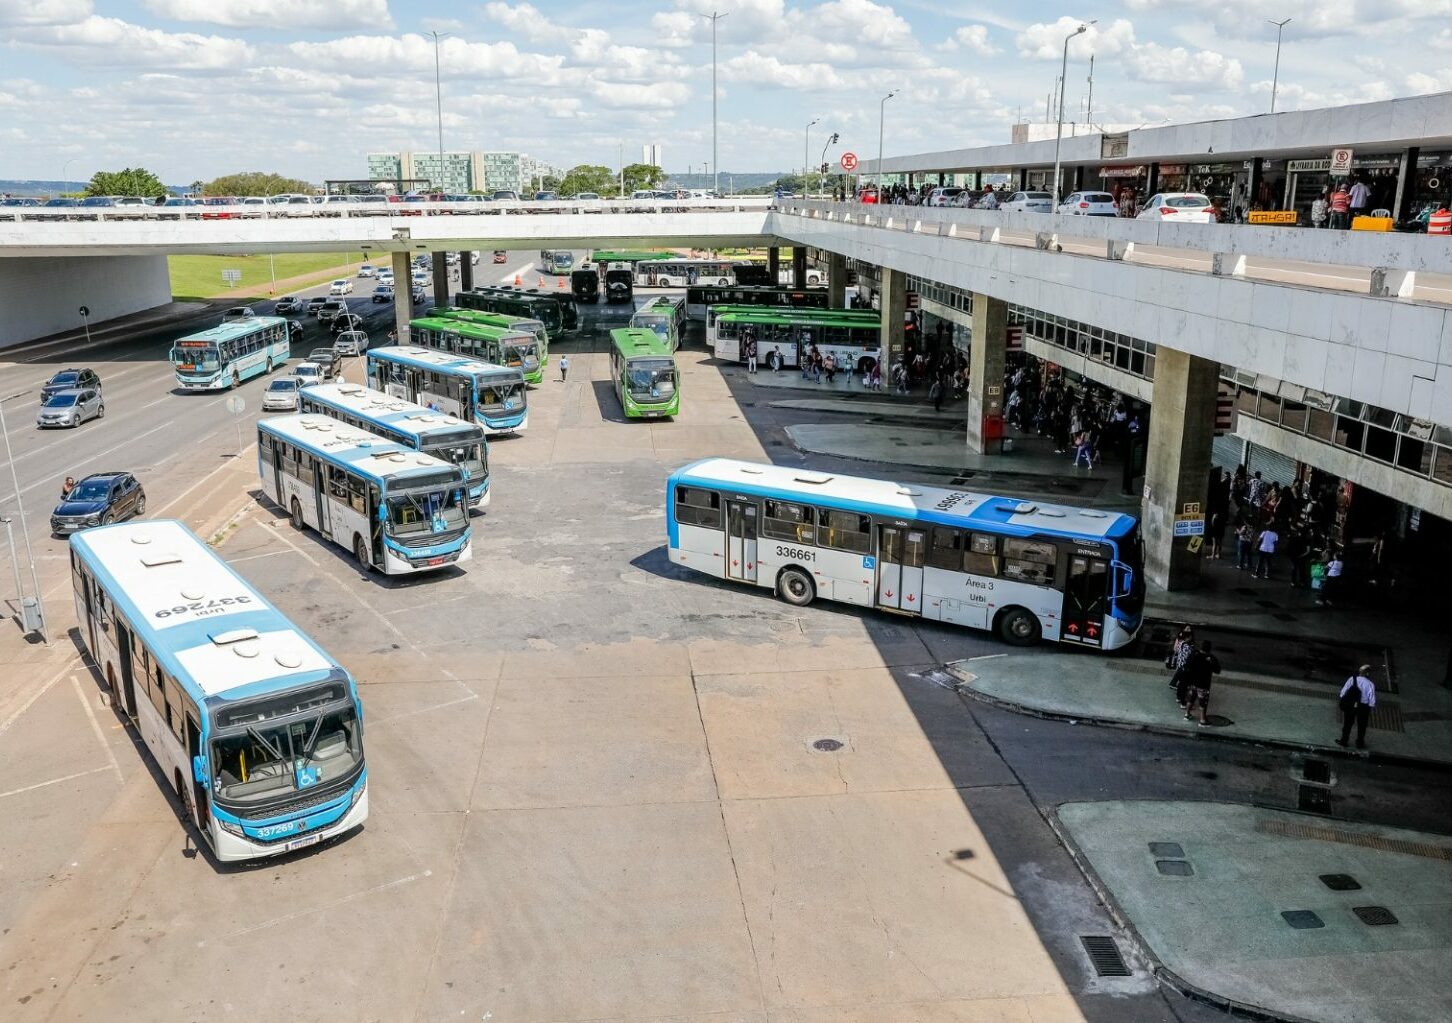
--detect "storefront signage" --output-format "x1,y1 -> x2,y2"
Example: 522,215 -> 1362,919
1173,515 -> 1205,537
1100,165 -> 1144,178
1248,210 -> 1298,225
1101,133 -> 1129,159
1158,164 -> 1187,175
1329,148 -> 1354,176
1288,154 -> 1402,173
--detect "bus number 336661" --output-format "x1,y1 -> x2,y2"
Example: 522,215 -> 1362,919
776,546 -> 815,562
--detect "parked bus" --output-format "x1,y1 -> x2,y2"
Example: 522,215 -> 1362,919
539,249 -> 575,275
711,308 -> 882,371
604,262 -> 634,304
366,346 -> 527,435
685,284 -> 829,321
298,383 -> 491,508
258,414 -> 472,572
170,317 -> 291,391
410,315 -> 543,385
609,328 -> 679,419
634,258 -> 735,288
706,304 -> 878,348
70,519 -> 368,861
630,296 -> 686,351
571,264 -> 600,303
458,286 -> 578,333
590,249 -> 674,266
428,306 -> 550,363
666,458 -> 1145,649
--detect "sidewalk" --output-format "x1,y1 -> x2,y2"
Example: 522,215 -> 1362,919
1056,800 -> 1452,1023
5,301 -> 210,362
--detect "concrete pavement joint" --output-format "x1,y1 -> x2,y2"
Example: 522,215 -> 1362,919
70,672 -> 123,785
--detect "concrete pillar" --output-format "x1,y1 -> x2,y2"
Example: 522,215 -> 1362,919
878,268 -> 907,373
791,247 -> 807,289
964,294 -> 1007,455
826,251 -> 848,307
432,251 -> 449,310
458,251 -> 473,293
1142,349 -> 1219,591
1394,147 -> 1420,222
392,251 -> 413,342
767,246 -> 780,285
1146,162 -> 1161,199
1246,157 -> 1263,210
1017,168 -> 1028,191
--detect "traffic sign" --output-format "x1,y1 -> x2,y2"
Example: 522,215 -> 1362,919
840,152 -> 858,172
224,395 -> 246,416
221,269 -> 242,288
1329,148 -> 1354,176
78,305 -> 90,317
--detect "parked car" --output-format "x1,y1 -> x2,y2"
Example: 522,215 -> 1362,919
274,295 -> 305,314
154,197 -> 199,220
926,187 -> 964,207
372,284 -> 395,303
292,362 -> 325,386
358,264 -> 376,278
51,472 -> 144,535
1057,191 -> 1119,217
37,387 -> 103,428
262,377 -> 303,412
1000,191 -> 1053,213
493,250 -> 507,264
42,368 -> 100,401
491,190 -> 520,202
1,197 -> 40,207
200,197 -> 239,219
973,190 -> 1001,210
335,330 -> 369,356
308,349 -> 339,378
533,191 -> 559,202
330,313 -> 364,335
317,299 -> 348,324
329,279 -> 354,296
1136,192 -> 1217,223
222,306 -> 256,323
306,296 -> 329,316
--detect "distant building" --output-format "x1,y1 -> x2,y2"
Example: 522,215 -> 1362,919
643,144 -> 663,168
366,150 -> 559,194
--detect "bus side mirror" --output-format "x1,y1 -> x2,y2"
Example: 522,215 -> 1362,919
1111,561 -> 1133,598
192,755 -> 208,785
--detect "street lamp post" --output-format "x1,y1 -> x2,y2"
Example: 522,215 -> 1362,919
701,11 -> 727,198
804,117 -> 819,193
1268,18 -> 1292,114
1052,21 -> 1095,208
62,158 -> 77,194
430,31 -> 447,191
0,394 -> 46,642
877,90 -> 897,193
820,131 -> 839,196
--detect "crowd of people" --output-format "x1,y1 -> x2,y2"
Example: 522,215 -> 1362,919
1003,362 -> 1143,473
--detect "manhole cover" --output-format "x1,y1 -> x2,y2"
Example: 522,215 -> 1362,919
1282,910 -> 1325,929
1353,906 -> 1399,926
1200,714 -> 1234,727
1299,785 -> 1332,815
1079,935 -> 1131,977
1155,859 -> 1194,876
1320,873 -> 1362,891
812,738 -> 844,752
1303,759 -> 1332,784
1148,842 -> 1184,858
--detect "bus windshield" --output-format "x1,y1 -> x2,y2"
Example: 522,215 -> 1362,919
626,357 -> 676,399
211,706 -> 361,805
634,315 -> 670,340
478,378 -> 524,412
172,345 -> 220,370
384,483 -> 467,538
424,430 -> 487,479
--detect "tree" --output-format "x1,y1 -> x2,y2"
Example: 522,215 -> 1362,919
558,164 -> 617,197
622,163 -> 666,195
84,167 -> 167,200
202,172 -> 316,197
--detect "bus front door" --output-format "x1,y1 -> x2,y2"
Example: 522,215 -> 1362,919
725,501 -> 758,583
1061,555 -> 1108,646
876,526 -> 924,614
314,463 -> 332,538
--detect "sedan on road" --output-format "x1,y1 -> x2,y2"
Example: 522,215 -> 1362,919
330,313 -> 364,335
51,472 -> 145,535
1137,192 -> 1218,223
372,284 -> 395,304
358,264 -> 376,278
1000,191 -> 1053,213
37,387 -> 103,428
222,306 -> 256,323
292,362 -> 325,386
317,299 -> 348,324
1057,191 -> 1120,216
329,279 -> 355,296
42,368 -> 101,402
493,251 -> 507,264
306,297 -> 328,316
335,330 -> 369,356
274,295 -> 305,314
262,377 -> 303,412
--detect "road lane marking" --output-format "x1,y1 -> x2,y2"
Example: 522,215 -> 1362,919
0,766 -> 113,801
154,444 -> 255,516
71,672 -> 124,784
207,870 -> 432,943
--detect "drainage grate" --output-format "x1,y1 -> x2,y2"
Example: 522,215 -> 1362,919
1353,906 -> 1399,926
1282,910 -> 1325,929
1319,873 -> 1362,891
1079,935 -> 1131,977
812,738 -> 844,752
1148,842 -> 1184,858
1258,819 -> 1452,862
1302,759 -> 1331,784
1298,785 -> 1332,815
1368,702 -> 1405,733
1156,860 -> 1194,877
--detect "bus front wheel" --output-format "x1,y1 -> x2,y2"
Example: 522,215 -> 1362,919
290,498 -> 305,531
231,371 -> 240,389
353,534 -> 372,571
996,607 -> 1041,646
777,566 -> 815,607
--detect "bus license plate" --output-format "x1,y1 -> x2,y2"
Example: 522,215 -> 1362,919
286,833 -> 321,852
428,557 -> 444,566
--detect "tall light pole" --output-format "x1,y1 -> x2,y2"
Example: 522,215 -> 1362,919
62,157 -> 77,194
1085,54 -> 1095,128
820,131 -> 839,195
1268,18 -> 1291,114
702,11 -> 727,197
804,117 -> 819,192
0,393 -> 45,642
1052,20 -> 1094,208
430,31 -> 447,190
877,89 -> 897,192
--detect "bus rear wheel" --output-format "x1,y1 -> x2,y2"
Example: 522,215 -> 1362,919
996,607 -> 1041,646
231,371 -> 240,389
266,358 -> 273,374
290,498 -> 305,531
777,566 -> 815,607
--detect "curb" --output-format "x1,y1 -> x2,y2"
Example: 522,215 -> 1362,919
1045,803 -> 1323,1023
944,663 -> 1452,774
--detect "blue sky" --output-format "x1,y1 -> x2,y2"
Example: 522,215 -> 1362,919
1,0 -> 1448,184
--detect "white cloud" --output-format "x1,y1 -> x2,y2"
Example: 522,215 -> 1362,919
18,15 -> 254,69
285,34 -> 562,80
1017,18 -> 1134,60
1125,43 -> 1243,90
1405,69 -> 1452,94
482,2 -> 561,44
591,81 -> 690,109
939,25 -> 998,56
142,0 -> 392,30
721,51 -> 845,90
0,0 -> 90,27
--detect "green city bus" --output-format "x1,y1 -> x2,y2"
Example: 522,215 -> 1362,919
630,296 -> 686,351
610,328 -> 679,419
459,286 -> 578,333
410,316 -> 544,385
711,308 -> 882,372
705,304 -> 878,349
591,250 -> 675,266
430,307 -> 550,376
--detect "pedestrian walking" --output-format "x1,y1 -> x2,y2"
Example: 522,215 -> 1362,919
1166,625 -> 1196,702
1180,641 -> 1222,725
1072,430 -> 1094,470
1319,549 -> 1344,606
745,337 -> 757,373
1337,665 -> 1377,749
1235,521 -> 1255,570
1310,189 -> 1329,229
1253,525 -> 1279,578
1329,184 -> 1351,229
559,354 -> 569,382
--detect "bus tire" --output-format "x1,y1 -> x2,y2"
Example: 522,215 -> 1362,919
996,607 -> 1041,646
290,498 -> 305,531
353,534 -> 371,571
231,371 -> 241,389
777,566 -> 815,607
266,358 -> 273,374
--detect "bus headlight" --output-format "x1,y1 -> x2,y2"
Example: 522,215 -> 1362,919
217,817 -> 245,837
348,783 -> 365,810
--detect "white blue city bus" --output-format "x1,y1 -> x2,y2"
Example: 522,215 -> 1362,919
298,383 -> 491,509
70,519 -> 367,862
258,414 -> 473,574
366,346 -> 527,435
170,317 -> 291,391
666,459 -> 1145,650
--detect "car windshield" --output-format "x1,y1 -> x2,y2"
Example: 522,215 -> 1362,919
1085,194 -> 1113,202
49,373 -> 79,386
384,481 -> 467,537
295,366 -> 320,378
211,705 -> 362,805
1166,195 -> 1210,207
69,480 -> 111,501
626,357 -> 676,399
43,393 -> 79,407
267,380 -> 298,392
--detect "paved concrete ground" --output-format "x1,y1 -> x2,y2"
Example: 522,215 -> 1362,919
1057,800 -> 1452,1023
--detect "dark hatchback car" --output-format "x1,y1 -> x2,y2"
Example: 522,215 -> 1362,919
51,472 -> 146,535
41,368 -> 101,401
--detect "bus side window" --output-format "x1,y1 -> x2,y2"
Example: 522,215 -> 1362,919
675,486 -> 722,529
347,472 -> 367,515
965,533 -> 1001,577
148,663 -> 167,717
164,677 -> 187,743
763,500 -> 815,544
328,465 -> 349,502
927,527 -> 963,570
819,509 -> 871,554
1002,538 -> 1056,585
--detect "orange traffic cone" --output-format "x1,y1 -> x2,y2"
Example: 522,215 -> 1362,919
556,277 -> 565,290
513,273 -> 521,286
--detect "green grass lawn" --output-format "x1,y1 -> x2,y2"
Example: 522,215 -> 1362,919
169,252 -> 367,301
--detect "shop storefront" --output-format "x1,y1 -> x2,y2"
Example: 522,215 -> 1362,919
1098,165 -> 1146,215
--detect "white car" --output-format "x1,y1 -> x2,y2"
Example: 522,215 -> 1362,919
357,264 -> 376,278
335,330 -> 369,356
221,306 -> 256,322
411,269 -> 429,286
377,270 -> 395,285
973,190 -> 1000,210
1136,192 -> 1217,223
1000,191 -> 1053,213
292,363 -> 325,386
329,279 -> 354,296
1057,191 -> 1119,217
926,187 -> 964,207
262,377 -> 302,412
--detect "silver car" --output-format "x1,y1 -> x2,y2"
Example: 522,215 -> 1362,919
335,330 -> 369,356
37,387 -> 103,428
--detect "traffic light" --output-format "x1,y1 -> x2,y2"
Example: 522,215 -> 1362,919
821,163 -> 829,175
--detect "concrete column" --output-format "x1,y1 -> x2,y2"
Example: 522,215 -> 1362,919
964,294 -> 1007,455
1073,165 -> 1086,190
767,246 -> 780,285
825,251 -> 847,307
432,251 -> 449,310
1146,162 -> 1161,198
878,268 -> 907,373
1142,349 -> 1219,591
392,251 -> 413,342
1394,147 -> 1420,222
791,247 -> 807,289
1017,168 -> 1028,191
458,251 -> 473,293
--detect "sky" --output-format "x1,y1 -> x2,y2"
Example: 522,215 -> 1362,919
2,0 -> 1450,185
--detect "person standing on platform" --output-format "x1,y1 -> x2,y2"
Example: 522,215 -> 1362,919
1337,666 -> 1377,749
